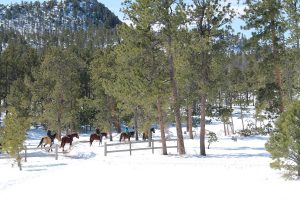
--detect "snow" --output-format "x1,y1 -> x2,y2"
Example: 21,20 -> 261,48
1,107 -> 299,199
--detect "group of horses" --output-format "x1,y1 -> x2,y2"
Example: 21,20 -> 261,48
37,127 -> 156,152
37,132 -> 79,152
118,127 -> 155,142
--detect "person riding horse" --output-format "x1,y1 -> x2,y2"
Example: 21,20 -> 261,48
125,126 -> 129,136
47,130 -> 55,144
96,127 -> 101,136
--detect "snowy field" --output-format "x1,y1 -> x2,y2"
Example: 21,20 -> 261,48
0,107 -> 299,200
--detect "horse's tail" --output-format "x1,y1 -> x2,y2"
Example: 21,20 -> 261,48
60,139 -> 64,148
37,138 -> 44,148
89,135 -> 93,146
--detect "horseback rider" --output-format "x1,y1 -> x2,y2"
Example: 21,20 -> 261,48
125,126 -> 129,136
47,130 -> 54,143
96,127 -> 101,136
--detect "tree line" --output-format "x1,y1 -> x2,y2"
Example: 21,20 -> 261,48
0,0 -> 299,176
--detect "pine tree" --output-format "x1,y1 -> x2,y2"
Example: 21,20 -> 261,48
119,0 -> 171,152
0,107 -> 30,170
188,0 -> 235,155
90,47 -> 123,134
265,100 -> 300,179
138,0 -> 187,154
31,48 -> 84,135
242,0 -> 286,113
282,0 -> 300,102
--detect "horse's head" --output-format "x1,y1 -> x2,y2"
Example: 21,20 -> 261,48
150,127 -> 155,133
74,133 -> 79,139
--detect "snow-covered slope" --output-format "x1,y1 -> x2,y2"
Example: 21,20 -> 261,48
0,107 -> 299,199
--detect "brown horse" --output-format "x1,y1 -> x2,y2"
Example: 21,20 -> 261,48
119,132 -> 131,142
60,133 -> 79,151
89,132 -> 108,146
37,133 -> 60,152
142,128 -> 155,141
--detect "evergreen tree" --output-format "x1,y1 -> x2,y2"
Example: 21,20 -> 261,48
0,37 -> 39,113
119,0 -> 170,152
31,48 -> 84,135
242,0 -> 286,113
132,0 -> 188,154
188,0 -> 235,155
90,47 -> 123,134
265,100 -> 300,179
0,107 -> 30,170
282,0 -> 300,102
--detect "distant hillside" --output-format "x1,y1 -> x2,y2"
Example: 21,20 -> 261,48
0,0 -> 122,50
0,0 -> 121,33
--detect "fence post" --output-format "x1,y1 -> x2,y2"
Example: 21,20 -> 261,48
104,142 -> 107,156
55,144 -> 58,160
24,145 -> 27,162
152,140 -> 154,154
129,141 -> 132,156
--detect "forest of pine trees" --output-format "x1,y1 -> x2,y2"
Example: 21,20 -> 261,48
0,0 -> 299,176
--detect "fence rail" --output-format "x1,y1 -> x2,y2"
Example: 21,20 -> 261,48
104,139 -> 178,156
0,144 -> 59,161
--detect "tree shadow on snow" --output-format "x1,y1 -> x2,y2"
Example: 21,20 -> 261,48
23,163 -> 68,172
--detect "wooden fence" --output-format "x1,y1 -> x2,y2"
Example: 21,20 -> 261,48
104,139 -> 178,156
0,144 -> 59,161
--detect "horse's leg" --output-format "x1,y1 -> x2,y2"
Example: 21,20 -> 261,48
49,143 -> 53,152
60,142 -> 64,151
37,138 -> 44,148
90,137 -> 93,146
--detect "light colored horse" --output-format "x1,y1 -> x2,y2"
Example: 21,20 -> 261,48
37,133 -> 61,152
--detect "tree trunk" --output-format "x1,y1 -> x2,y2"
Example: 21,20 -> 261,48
271,17 -> 284,113
240,94 -> 245,130
186,107 -> 189,133
223,122 -> 227,136
200,94 -> 206,156
226,123 -> 230,135
109,116 -> 113,141
57,106 -> 62,139
112,116 -> 121,133
157,97 -> 167,155
275,65 -> 284,113
188,103 -> 194,139
230,115 -> 235,134
167,35 -> 185,155
134,108 -> 139,141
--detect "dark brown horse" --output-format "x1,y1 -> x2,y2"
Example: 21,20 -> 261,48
89,132 -> 108,146
119,132 -> 131,142
142,128 -> 155,141
60,133 -> 79,151
37,133 -> 60,152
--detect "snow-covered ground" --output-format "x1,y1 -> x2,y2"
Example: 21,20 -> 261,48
0,107 -> 299,200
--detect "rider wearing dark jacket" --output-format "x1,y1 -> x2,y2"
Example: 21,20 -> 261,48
96,127 -> 101,136
47,130 -> 54,143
